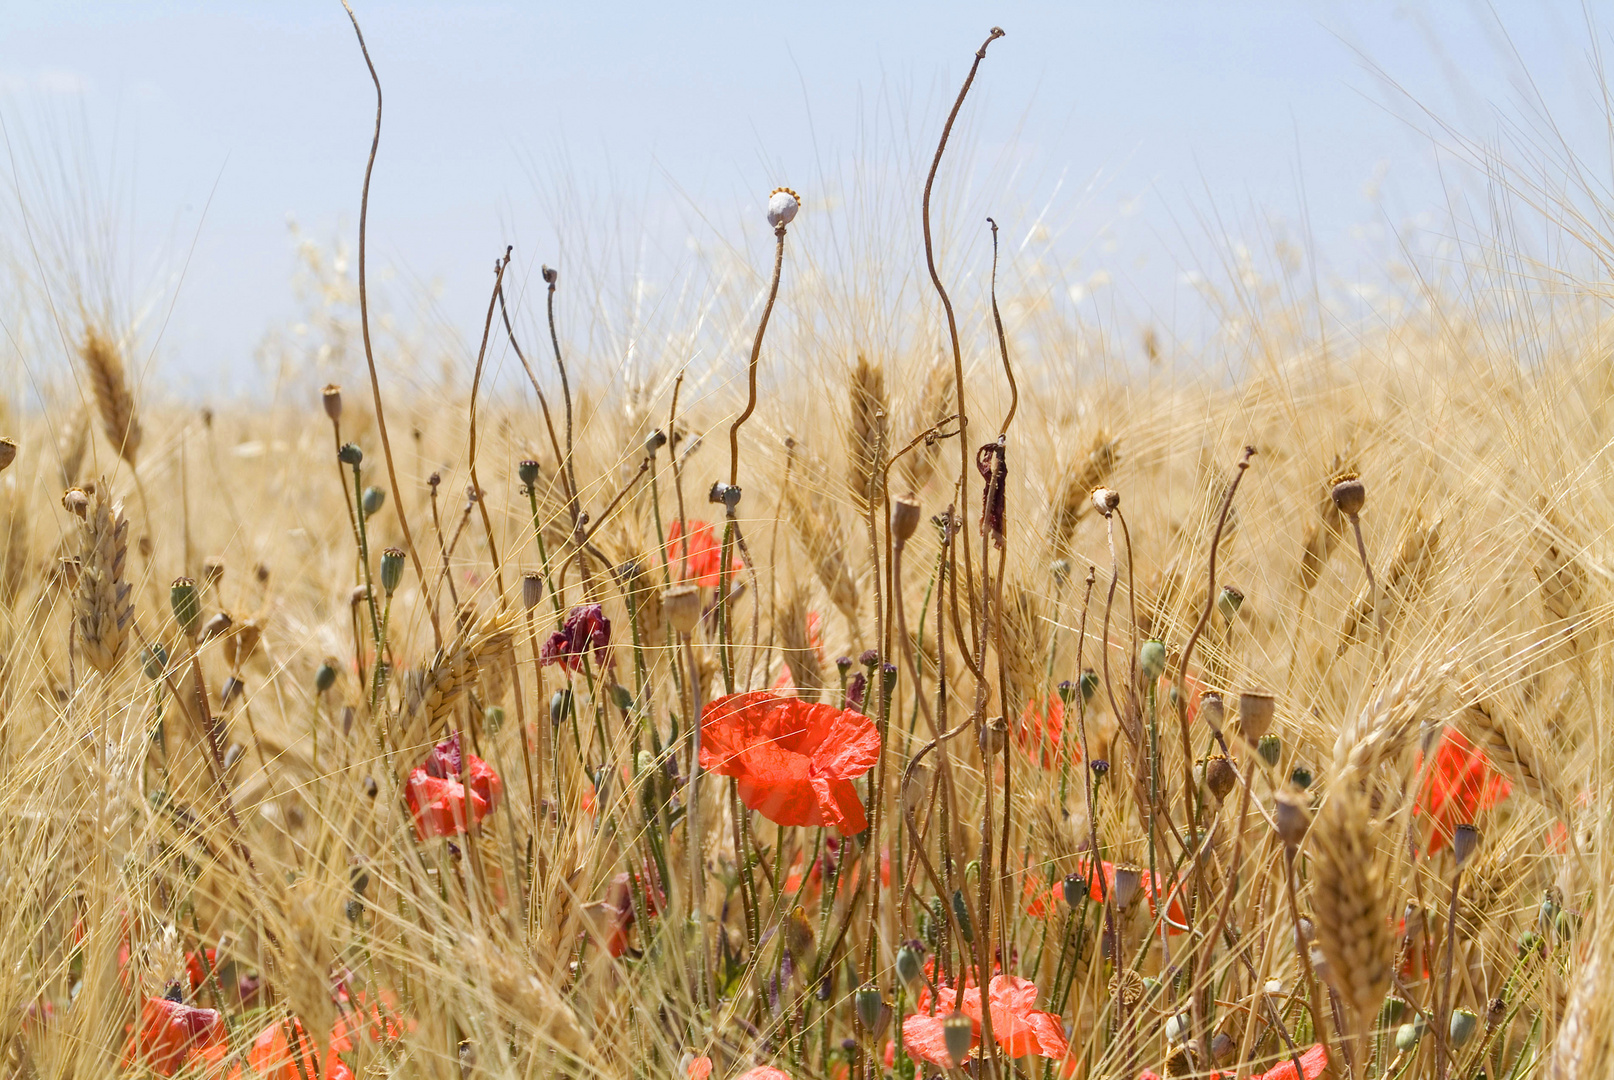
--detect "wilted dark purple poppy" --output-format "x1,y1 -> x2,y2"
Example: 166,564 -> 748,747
541,604 -> 611,671
976,439 -> 1007,548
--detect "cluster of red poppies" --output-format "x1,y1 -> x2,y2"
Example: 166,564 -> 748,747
403,733 -> 503,840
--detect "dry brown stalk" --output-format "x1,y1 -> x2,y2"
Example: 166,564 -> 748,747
1310,788 -> 1395,1038
72,478 -> 133,676
79,327 -> 142,467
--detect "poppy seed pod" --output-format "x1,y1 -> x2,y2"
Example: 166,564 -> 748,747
484,705 -> 504,733
1291,766 -> 1313,789
1273,789 -> 1310,847
1330,470 -> 1365,517
943,1010 -> 973,1067
645,428 -> 667,454
315,661 -> 337,693
1237,690 -> 1275,742
1090,758 -> 1110,780
1257,735 -> 1282,767
200,555 -> 225,590
1396,1017 -> 1425,1052
62,487 -> 89,518
854,983 -> 884,1034
1091,486 -> 1120,516
171,578 -> 202,638
0,437 -> 15,473
542,265 -> 558,286
518,459 -> 540,488
1217,585 -> 1244,621
835,655 -> 853,675
142,642 -> 169,681
951,889 -> 974,942
1080,668 -> 1100,702
707,482 -> 742,514
1449,1008 -> 1479,1048
892,496 -> 922,544
201,611 -> 232,643
550,689 -> 573,726
322,383 -> 342,422
338,442 -> 363,466
1204,754 -> 1236,802
379,547 -> 405,596
1452,823 -> 1480,867
767,186 -> 800,228
522,571 -> 544,611
1063,872 -> 1089,909
362,485 -> 386,518
662,584 -> 701,635
895,942 -> 924,989
981,715 -> 1007,756
1112,865 -> 1144,909
1140,639 -> 1167,681
1199,692 -> 1225,734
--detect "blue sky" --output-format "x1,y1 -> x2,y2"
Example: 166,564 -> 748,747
0,1 -> 1605,394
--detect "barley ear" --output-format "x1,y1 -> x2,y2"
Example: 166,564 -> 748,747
80,327 -> 142,468
1310,788 -> 1395,1035
73,478 -> 133,675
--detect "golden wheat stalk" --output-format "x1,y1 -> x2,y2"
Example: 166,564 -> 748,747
896,356 -> 954,496
778,584 -> 824,702
416,606 -> 520,734
1048,430 -> 1118,557
1337,515 -> 1442,652
1456,692 -> 1572,828
1330,653 -> 1452,781
1310,788 -> 1395,1033
72,478 -> 133,676
846,354 -> 887,509
80,327 -> 142,468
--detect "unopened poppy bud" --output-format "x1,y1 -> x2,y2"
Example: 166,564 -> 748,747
662,584 -> 701,635
1090,759 -> 1110,780
892,497 -> 922,543
1452,823 -> 1480,867
362,485 -> 386,518
1449,1008 -> 1478,1048
1139,639 -> 1166,681
142,643 -> 169,681
379,547 -> 405,596
1091,487 -> 1120,515
0,437 -> 15,473
1200,692 -> 1225,734
322,384 -> 342,422
338,442 -> 363,466
859,648 -> 880,670
943,1011 -> 972,1067
645,428 -> 667,454
1204,754 -> 1235,802
855,983 -> 883,1034
981,716 -> 1007,755
315,662 -> 337,693
550,689 -> 573,726
542,265 -> 558,286
951,889 -> 974,942
522,571 -> 544,610
1273,789 -> 1310,847
1396,1017 -> 1425,1052
767,187 -> 800,228
782,905 -> 814,964
1291,766 -> 1313,789
62,487 -> 89,518
171,578 -> 202,638
1063,872 -> 1088,909
1112,865 -> 1143,909
1217,585 -> 1244,621
1257,735 -> 1281,767
1330,470 -> 1365,516
201,611 -> 232,643
484,705 -> 504,733
1237,690 -> 1275,742
881,662 -> 898,697
518,459 -> 540,488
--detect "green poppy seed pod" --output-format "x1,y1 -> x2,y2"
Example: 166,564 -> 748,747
1539,894 -> 1560,937
0,437 -> 16,473
142,642 -> 169,681
896,945 -> 924,991
1056,679 -> 1077,707
362,485 -> 386,518
610,683 -> 634,712
854,983 -> 883,1034
951,889 -> 974,942
1380,997 -> 1408,1027
1199,692 -> 1225,735
171,578 -> 202,639
891,496 -> 922,544
315,662 -> 337,693
1204,754 -> 1236,802
881,662 -> 898,698
1112,865 -> 1143,910
943,1011 -> 973,1067
522,571 -> 544,611
1140,976 -> 1162,1001
1274,788 -> 1310,848
836,655 -> 853,675
1217,585 -> 1244,621
484,705 -> 505,733
1090,759 -> 1110,781
379,547 -> 405,596
1556,908 -> 1580,941
1257,734 -> 1282,768
1063,872 -> 1088,909
1452,823 -> 1480,867
338,442 -> 363,466
321,384 -> 342,422
1139,639 -> 1167,681
662,583 -> 701,635
1330,471 -> 1366,517
1237,690 -> 1276,742
550,689 -> 573,726
1291,767 -> 1313,789
1079,668 -> 1099,703
1449,1008 -> 1479,1048
1396,1018 -> 1425,1052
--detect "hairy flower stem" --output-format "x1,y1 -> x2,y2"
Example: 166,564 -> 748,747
351,461 -> 382,652
729,223 -> 788,489
681,632 -> 713,1011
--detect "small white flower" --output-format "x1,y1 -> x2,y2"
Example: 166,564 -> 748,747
767,187 -> 800,227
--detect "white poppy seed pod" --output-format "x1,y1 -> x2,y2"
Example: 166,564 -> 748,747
1237,689 -> 1275,743
1452,823 -> 1480,868
662,583 -> 701,636
1163,1012 -> 1190,1045
1091,486 -> 1120,516
1204,754 -> 1236,802
767,187 -> 800,228
62,487 -> 89,518
1111,864 -> 1143,910
1199,692 -> 1225,734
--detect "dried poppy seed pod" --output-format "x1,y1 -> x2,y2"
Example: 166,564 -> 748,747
943,1011 -> 972,1067
1091,486 -> 1120,516
1217,585 -> 1244,620
201,555 -> 225,590
171,578 -> 202,638
1237,689 -> 1275,742
201,611 -> 232,643
321,384 -> 343,422
767,187 -> 800,228
361,485 -> 386,518
1204,754 -> 1235,802
980,715 -> 1007,756
62,487 -> 89,518
1330,470 -> 1365,517
1273,788 -> 1310,848
379,547 -> 405,596
1139,639 -> 1167,681
1112,865 -> 1144,909
1449,1008 -> 1479,1048
0,437 -> 16,473
891,496 -> 922,543
522,571 -> 544,611
645,428 -> 667,455
662,584 -> 701,635
315,661 -> 337,694
1452,823 -> 1480,867
338,442 -> 363,466
1199,692 -> 1225,734
517,459 -> 540,488
542,265 -> 558,286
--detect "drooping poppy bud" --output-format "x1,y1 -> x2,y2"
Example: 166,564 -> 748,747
315,662 -> 337,693
361,485 -> 386,518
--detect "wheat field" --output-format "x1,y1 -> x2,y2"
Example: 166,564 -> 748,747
0,15 -> 1608,1080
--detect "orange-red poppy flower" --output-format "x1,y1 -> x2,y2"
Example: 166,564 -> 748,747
125,997 -> 225,1077
1017,695 -> 1081,769
185,948 -> 217,993
700,691 -> 880,835
238,1017 -> 353,1080
405,734 -> 503,840
1417,727 -> 1510,855
1073,856 -> 1188,934
736,1068 -> 793,1080
602,869 -> 664,957
686,1055 -> 714,1080
903,975 -> 1068,1067
665,519 -> 744,588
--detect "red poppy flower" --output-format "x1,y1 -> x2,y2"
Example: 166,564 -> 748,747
405,735 -> 502,840
541,604 -> 611,671
1017,696 -> 1080,769
665,519 -> 744,588
700,691 -> 880,835
687,1056 -> 714,1080
735,1070 -> 791,1080
903,975 -> 1068,1066
331,988 -> 414,1048
238,1017 -> 353,1080
1073,857 -> 1187,934
1417,728 -> 1511,855
185,948 -> 217,993
124,997 -> 225,1077
602,869 -> 664,957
